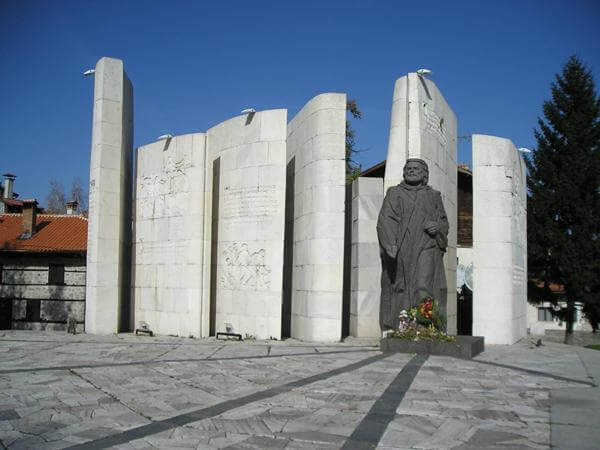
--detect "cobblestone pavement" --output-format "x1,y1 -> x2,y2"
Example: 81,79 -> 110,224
0,331 -> 598,449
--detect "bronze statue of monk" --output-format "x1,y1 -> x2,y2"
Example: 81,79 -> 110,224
377,158 -> 449,333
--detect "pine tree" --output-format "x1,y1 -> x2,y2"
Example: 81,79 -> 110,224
527,56 -> 600,343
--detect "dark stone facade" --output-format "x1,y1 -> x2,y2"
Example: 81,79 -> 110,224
0,254 -> 86,332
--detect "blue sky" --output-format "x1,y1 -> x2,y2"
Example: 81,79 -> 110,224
1,0 -> 599,207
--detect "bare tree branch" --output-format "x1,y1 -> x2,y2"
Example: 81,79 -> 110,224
46,179 -> 66,214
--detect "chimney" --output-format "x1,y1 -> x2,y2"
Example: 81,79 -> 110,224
3,173 -> 16,199
66,200 -> 78,215
21,199 -> 38,239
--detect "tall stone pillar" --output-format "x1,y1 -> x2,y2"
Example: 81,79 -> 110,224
472,135 -> 527,344
85,57 -> 133,334
384,73 -> 458,333
286,93 -> 347,341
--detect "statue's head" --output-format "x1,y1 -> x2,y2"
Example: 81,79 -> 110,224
403,158 -> 429,186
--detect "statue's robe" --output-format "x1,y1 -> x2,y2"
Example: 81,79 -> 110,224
376,182 -> 449,331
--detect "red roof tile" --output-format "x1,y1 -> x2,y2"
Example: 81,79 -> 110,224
0,214 -> 88,253
1,198 -> 23,207
534,279 -> 566,295
457,164 -> 473,175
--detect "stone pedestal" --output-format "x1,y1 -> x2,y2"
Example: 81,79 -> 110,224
380,336 -> 484,359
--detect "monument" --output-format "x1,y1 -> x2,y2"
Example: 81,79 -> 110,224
85,57 -> 347,341
83,58 -> 523,344
377,159 -> 449,333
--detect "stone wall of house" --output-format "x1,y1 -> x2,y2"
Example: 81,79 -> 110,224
0,255 -> 86,332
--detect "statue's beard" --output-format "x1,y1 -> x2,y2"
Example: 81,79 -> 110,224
404,177 -> 426,186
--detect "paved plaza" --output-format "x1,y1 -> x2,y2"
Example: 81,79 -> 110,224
1,331 -> 599,449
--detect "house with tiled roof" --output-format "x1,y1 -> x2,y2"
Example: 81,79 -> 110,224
0,195 -> 88,332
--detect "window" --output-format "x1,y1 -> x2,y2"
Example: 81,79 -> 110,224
48,264 -> 65,285
26,299 -> 40,321
538,307 -> 554,322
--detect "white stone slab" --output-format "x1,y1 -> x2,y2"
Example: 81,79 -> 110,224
286,94 -> 346,342
86,57 -> 133,334
472,134 -> 527,344
207,110 -> 287,340
133,133 -> 207,338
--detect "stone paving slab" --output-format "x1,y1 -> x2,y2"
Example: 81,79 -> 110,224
0,331 -> 598,449
540,330 -> 600,348
475,340 -> 595,385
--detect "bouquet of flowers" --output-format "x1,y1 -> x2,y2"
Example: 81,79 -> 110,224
414,297 -> 445,331
390,297 -> 455,342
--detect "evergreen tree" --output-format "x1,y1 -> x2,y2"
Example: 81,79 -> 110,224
527,56 -> 600,343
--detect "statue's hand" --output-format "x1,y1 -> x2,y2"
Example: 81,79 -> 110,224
386,245 -> 398,259
424,221 -> 438,235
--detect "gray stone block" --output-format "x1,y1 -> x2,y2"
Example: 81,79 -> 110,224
352,177 -> 383,198
380,335 -> 484,359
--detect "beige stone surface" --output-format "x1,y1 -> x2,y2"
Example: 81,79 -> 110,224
134,133 -> 207,338
286,94 -> 346,342
207,110 -> 287,340
472,134 -> 527,344
85,57 -> 133,334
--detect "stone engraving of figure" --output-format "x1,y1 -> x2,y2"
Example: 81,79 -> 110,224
377,158 -> 449,332
220,243 -> 271,290
237,243 -> 252,286
253,249 -> 270,289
